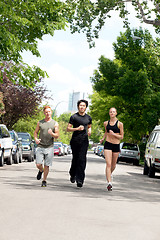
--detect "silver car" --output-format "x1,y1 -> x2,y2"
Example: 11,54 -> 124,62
118,142 -> 140,166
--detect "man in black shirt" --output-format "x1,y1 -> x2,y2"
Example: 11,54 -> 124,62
67,99 -> 92,188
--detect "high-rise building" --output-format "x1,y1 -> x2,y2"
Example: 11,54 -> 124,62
68,91 -> 86,112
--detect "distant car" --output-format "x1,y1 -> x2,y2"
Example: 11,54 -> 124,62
54,142 -> 65,156
63,144 -> 68,155
9,130 -> 23,164
17,132 -> 34,162
118,142 -> 140,166
54,145 -> 60,156
68,145 -> 72,154
97,145 -> 104,157
94,146 -> 98,155
0,124 -> 13,166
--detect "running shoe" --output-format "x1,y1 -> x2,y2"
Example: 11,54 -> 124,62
107,184 -> 112,191
77,181 -> 83,188
37,170 -> 43,180
41,180 -> 47,187
70,176 -> 76,183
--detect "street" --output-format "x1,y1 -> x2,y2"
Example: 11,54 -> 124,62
0,151 -> 160,240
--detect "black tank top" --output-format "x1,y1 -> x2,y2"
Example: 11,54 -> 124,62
106,120 -> 120,133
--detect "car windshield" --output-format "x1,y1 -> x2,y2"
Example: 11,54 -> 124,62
17,133 -> 30,142
54,145 -> 59,149
122,143 -> 138,151
55,143 -> 61,147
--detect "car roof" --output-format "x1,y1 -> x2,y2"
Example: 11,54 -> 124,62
153,125 -> 160,131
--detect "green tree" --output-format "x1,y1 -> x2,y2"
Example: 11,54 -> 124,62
1,1 -> 159,87
12,109 -> 44,138
90,28 -> 160,141
67,0 -> 160,46
0,0 -> 71,86
56,112 -> 72,144
89,119 -> 104,143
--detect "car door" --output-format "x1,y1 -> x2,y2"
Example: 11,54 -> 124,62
1,126 -> 12,158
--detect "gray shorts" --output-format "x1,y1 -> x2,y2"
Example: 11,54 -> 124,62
36,147 -> 54,166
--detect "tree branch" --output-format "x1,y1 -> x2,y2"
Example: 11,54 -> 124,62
120,0 -> 160,26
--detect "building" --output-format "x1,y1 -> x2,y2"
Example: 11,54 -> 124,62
68,91 -> 86,112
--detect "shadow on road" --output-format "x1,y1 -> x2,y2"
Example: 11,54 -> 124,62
1,169 -> 160,203
1,151 -> 160,203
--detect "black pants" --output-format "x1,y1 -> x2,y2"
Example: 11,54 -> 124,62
70,139 -> 89,184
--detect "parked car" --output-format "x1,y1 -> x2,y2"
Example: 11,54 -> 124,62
68,145 -> 72,154
54,144 -> 60,156
144,125 -> 160,178
34,142 -> 37,159
63,144 -> 68,155
17,132 -> 34,162
118,142 -> 140,166
0,124 -> 13,166
9,130 -> 23,164
97,145 -> 104,157
54,142 -> 65,156
94,146 -> 98,155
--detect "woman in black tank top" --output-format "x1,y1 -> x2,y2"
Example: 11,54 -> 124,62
100,107 -> 124,191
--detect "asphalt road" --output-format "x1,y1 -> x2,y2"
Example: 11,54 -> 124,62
0,151 -> 160,240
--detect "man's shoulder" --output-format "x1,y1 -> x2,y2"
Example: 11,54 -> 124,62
39,119 -> 45,124
70,112 -> 78,119
85,113 -> 92,119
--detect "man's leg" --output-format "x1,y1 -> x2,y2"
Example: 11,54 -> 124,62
36,147 -> 44,180
76,140 -> 88,186
36,163 -> 43,172
69,141 -> 79,181
41,147 -> 53,187
43,165 -> 49,181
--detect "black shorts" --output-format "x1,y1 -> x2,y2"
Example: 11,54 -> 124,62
104,141 -> 120,153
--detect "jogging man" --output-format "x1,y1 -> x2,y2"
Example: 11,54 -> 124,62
67,100 -> 92,188
34,106 -> 59,187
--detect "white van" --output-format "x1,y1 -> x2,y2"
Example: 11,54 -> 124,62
144,125 -> 160,178
0,124 -> 13,166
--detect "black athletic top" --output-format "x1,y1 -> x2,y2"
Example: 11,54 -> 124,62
106,120 -> 120,133
69,112 -> 92,142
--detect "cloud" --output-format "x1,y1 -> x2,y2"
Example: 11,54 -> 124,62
38,39 -> 76,57
80,65 -> 96,78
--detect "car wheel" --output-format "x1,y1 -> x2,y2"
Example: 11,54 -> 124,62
7,150 -> 13,165
13,151 -> 19,164
143,160 -> 149,175
148,165 -> 155,178
28,154 -> 32,162
0,152 -> 4,167
133,159 -> 139,166
19,152 -> 23,163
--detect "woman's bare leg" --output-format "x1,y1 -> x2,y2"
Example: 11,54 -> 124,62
104,150 -> 112,183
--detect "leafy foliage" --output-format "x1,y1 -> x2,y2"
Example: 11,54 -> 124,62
67,0 -> 160,46
0,0 -> 71,86
90,28 -> 160,142
0,79 -> 51,129
12,110 -> 45,139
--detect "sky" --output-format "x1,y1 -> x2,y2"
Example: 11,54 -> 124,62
22,3 -> 158,116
